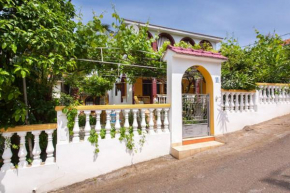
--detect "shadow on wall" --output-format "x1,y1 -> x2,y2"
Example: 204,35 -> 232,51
217,106 -> 229,134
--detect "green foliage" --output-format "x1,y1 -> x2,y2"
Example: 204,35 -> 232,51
221,31 -> 290,90
0,0 -> 76,128
81,75 -> 114,97
88,130 -> 99,153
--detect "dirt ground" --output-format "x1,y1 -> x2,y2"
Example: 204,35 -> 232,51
51,114 -> 290,193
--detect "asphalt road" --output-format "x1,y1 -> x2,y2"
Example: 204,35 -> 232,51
52,114 -> 290,193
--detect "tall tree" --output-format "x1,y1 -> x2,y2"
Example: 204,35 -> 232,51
0,0 -> 76,127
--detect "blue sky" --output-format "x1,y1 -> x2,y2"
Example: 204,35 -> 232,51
72,0 -> 290,47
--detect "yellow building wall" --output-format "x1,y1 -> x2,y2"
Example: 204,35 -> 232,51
134,78 -> 143,96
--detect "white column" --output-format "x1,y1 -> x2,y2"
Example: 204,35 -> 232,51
148,108 -> 155,134
1,133 -> 13,172
235,93 -> 240,112
115,109 -> 121,137
132,109 -> 139,135
259,86 -> 264,104
249,93 -> 254,112
244,93 -> 249,112
45,129 -> 55,164
271,86 -> 275,103
221,93 -> 225,110
105,110 -> 112,138
266,86 -> 271,103
84,110 -> 91,140
72,110 -> 80,142
229,93 -> 234,112
224,92 -> 230,111
240,93 -> 244,112
123,109 -> 130,134
163,108 -> 170,133
282,87 -> 286,103
141,109 -> 147,133
156,108 -> 162,134
17,131 -> 28,168
95,110 -> 102,134
32,130 -> 42,166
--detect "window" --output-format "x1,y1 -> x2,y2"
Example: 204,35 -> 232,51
180,37 -> 195,46
199,40 -> 213,50
157,33 -> 175,50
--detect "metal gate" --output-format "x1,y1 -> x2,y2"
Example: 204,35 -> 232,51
182,94 -> 210,138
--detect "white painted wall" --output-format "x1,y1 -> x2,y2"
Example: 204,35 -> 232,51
216,102 -> 290,135
0,119 -> 170,193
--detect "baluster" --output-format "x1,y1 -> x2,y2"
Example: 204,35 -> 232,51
245,93 -> 249,112
132,109 -> 139,135
72,110 -> 80,142
282,87 -> 286,103
17,131 -> 28,168
249,93 -> 254,112
141,109 -> 147,133
276,86 -> 281,103
267,86 -> 271,103
105,110 -> 112,138
84,110 -> 91,140
95,110 -> 102,134
286,87 -> 290,102
225,92 -> 230,111
1,133 -> 13,172
271,86 -> 275,103
229,93 -> 234,111
259,86 -> 264,103
115,109 -> 121,137
156,108 -> 162,133
221,92 -> 225,110
279,86 -> 283,103
45,129 -> 55,164
148,109 -> 155,134
32,130 -> 42,166
273,86 -> 277,103
235,93 -> 239,112
123,109 -> 130,134
240,93 -> 244,112
163,108 -> 170,133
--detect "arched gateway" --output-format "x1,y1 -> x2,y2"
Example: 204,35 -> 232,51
163,46 -> 227,149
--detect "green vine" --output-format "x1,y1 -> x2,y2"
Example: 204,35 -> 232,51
88,130 -> 99,153
88,125 -> 146,154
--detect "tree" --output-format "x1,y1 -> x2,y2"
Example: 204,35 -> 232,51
220,31 -> 290,90
0,0 -> 76,128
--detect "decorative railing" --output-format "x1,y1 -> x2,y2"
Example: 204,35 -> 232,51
156,94 -> 167,104
221,89 -> 256,112
0,124 -> 57,172
55,104 -> 171,143
257,83 -> 290,104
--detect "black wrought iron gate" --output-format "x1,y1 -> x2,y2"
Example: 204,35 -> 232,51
182,94 -> 210,138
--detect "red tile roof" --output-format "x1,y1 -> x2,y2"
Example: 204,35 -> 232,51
284,39 -> 290,45
167,45 -> 227,60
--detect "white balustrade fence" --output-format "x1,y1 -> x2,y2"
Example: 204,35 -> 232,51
221,90 -> 256,112
0,125 -> 56,172
258,84 -> 290,104
67,105 -> 170,143
156,94 -> 167,104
